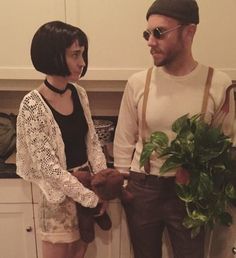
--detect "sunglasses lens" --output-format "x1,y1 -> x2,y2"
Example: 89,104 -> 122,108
143,31 -> 150,41
153,28 -> 162,39
143,28 -> 163,40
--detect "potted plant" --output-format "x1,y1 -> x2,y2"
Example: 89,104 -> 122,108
140,114 -> 236,238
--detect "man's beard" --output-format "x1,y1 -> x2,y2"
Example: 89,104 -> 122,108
152,45 -> 183,67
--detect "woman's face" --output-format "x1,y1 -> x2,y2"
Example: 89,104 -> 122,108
65,40 -> 85,82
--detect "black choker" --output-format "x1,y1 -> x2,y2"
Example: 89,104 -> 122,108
44,79 -> 68,94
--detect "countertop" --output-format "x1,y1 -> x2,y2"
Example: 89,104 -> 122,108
0,163 -> 18,178
0,116 -> 115,179
0,162 -> 114,179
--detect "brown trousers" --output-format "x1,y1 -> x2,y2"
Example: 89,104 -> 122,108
123,171 -> 205,258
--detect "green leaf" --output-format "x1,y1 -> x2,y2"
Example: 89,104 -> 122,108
198,173 -> 213,199
172,114 -> 189,134
182,215 -> 203,238
150,131 -> 169,148
190,114 -> 202,125
140,142 -> 155,168
182,216 -> 203,228
159,156 -> 183,174
225,183 -> 236,199
176,184 -> 195,202
139,112 -> 236,237
190,210 -> 208,222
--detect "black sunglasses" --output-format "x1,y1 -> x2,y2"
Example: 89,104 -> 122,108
143,24 -> 182,41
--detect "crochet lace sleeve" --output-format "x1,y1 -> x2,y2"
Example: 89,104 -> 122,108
87,126 -> 107,173
17,95 -> 99,207
78,87 -> 107,173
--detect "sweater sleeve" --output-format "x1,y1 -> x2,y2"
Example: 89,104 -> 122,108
16,94 -> 99,207
75,85 -> 107,173
206,71 -> 236,146
113,79 -> 139,171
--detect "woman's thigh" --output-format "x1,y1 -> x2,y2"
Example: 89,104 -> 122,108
38,192 -> 80,243
42,241 -> 69,258
42,240 -> 88,258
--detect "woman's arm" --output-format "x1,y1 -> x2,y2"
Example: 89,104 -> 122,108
16,93 -> 99,207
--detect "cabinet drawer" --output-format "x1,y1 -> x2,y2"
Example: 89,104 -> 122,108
0,179 -> 32,203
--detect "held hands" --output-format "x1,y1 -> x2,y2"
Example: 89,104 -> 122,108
71,169 -> 112,243
93,200 -> 109,217
71,170 -> 109,216
90,168 -> 133,203
72,168 -> 133,204
71,168 -> 133,243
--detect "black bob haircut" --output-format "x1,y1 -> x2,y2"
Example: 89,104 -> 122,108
31,21 -> 88,77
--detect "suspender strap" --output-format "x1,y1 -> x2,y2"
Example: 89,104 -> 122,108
142,67 -> 153,144
141,67 -> 153,173
201,67 -> 214,115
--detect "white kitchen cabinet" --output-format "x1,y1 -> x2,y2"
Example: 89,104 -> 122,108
0,203 -> 37,258
65,0 -> 152,81
0,0 -> 66,80
85,202 -> 129,258
0,179 -> 37,258
0,0 -> 152,81
0,179 -> 172,258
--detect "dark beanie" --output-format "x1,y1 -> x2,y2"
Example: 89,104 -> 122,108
146,0 -> 199,24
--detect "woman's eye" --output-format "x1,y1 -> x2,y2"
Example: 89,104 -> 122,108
73,53 -> 79,58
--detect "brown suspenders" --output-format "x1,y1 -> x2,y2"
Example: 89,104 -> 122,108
141,67 -> 214,173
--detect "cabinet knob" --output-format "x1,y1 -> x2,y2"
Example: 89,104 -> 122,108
232,247 -> 236,255
26,226 -> 32,232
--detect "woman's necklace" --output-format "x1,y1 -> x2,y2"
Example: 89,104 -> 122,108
44,79 -> 68,94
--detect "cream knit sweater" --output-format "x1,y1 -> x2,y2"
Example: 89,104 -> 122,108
114,64 -> 235,176
16,85 -> 106,206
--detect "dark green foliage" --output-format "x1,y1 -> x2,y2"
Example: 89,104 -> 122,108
140,114 -> 236,238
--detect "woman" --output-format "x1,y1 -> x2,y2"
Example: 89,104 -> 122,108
16,21 -> 107,258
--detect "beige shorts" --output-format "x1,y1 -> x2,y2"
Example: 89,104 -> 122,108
38,162 -> 92,244
38,191 -> 80,244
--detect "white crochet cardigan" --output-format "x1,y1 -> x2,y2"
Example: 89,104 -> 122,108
16,85 -> 107,207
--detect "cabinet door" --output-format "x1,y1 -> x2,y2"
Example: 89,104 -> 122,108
0,0 -> 65,80
85,201 -> 124,258
0,203 -> 37,258
33,204 -> 42,258
65,0 -> 153,80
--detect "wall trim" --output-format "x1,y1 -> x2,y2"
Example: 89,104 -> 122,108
0,67 -> 236,81
0,67 -> 146,80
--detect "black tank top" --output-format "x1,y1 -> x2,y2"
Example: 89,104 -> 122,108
41,84 -> 88,169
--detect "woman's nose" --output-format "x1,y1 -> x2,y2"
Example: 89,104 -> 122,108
78,57 -> 85,67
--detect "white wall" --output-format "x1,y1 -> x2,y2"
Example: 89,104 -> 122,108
193,0 -> 236,78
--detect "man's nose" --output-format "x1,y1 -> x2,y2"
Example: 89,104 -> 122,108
147,34 -> 158,47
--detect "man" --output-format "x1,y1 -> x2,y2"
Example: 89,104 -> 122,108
114,0 -> 234,257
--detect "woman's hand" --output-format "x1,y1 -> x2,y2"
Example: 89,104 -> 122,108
93,200 -> 109,217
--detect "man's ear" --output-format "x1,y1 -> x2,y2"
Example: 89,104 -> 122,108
184,24 -> 197,44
